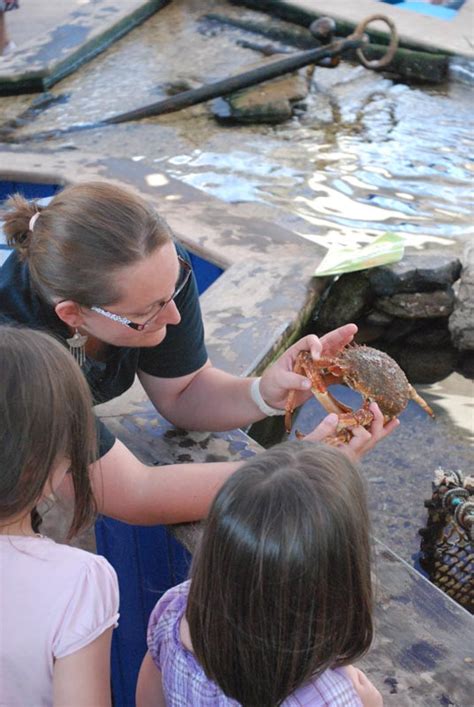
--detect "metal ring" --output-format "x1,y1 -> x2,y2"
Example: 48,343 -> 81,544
352,14 -> 399,70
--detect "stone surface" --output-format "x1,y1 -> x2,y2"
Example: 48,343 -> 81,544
376,289 -> 455,320
397,346 -> 458,385
314,272 -> 372,331
365,310 -> 393,327
405,321 -> 452,348
237,0 -> 474,59
367,254 -> 462,296
211,56 -> 313,124
0,0 -> 167,94
449,244 -> 474,351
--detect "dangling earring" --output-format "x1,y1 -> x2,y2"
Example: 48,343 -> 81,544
67,329 -> 88,367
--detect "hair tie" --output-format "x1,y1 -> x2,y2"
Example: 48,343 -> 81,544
29,212 -> 40,232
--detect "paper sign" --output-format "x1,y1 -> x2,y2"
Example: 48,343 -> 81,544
314,232 -> 405,276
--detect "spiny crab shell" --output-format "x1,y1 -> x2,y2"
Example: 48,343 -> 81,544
332,344 -> 416,419
285,344 -> 434,438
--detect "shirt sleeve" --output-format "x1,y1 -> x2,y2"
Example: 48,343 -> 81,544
138,245 -> 208,378
147,580 -> 191,670
53,555 -> 120,659
95,416 -> 116,459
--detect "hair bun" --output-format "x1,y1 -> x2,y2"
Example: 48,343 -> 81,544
3,193 -> 40,260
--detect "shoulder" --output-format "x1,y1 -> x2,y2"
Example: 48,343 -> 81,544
148,579 -> 190,635
50,545 -> 120,658
147,580 -> 190,664
33,539 -> 119,594
0,251 -> 57,331
287,667 -> 364,706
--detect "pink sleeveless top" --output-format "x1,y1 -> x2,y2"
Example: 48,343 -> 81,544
147,580 -> 362,706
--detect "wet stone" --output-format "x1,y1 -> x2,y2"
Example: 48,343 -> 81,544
449,244 -> 474,351
365,310 -> 393,327
405,321 -> 452,348
375,290 -> 455,320
314,271 -> 372,331
397,346 -> 458,384
367,255 -> 462,297
211,55 -> 312,124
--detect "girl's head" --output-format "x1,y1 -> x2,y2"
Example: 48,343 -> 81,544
0,326 -> 97,538
187,441 -> 372,707
3,181 -> 183,348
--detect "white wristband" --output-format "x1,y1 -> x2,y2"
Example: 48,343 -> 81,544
250,377 -> 285,417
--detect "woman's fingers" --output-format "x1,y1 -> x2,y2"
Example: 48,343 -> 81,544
305,414 -> 339,442
320,323 -> 357,356
339,404 -> 399,460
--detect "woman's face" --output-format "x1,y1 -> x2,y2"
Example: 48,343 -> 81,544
81,241 -> 183,348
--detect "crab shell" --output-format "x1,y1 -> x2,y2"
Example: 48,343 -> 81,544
331,345 -> 413,420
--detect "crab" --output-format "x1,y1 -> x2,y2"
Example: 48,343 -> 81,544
285,344 -> 434,441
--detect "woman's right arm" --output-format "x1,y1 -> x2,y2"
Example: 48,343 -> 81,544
59,408 -> 394,526
53,629 -> 113,707
136,651 -> 167,707
89,438 -> 241,525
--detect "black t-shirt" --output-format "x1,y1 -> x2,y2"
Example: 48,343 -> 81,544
0,243 -> 208,458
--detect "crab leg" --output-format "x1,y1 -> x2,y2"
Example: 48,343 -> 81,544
408,385 -> 435,418
306,356 -> 353,416
285,352 -> 350,434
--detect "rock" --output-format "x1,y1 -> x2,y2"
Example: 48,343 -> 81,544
398,346 -> 458,384
456,352 -> 474,380
211,55 -> 313,124
365,310 -> 393,327
405,321 -> 452,348
449,245 -> 474,351
382,318 -> 417,343
315,272 -> 372,331
375,289 -> 455,320
367,255 -> 462,296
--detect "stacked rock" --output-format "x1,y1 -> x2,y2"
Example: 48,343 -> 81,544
312,250 -> 473,383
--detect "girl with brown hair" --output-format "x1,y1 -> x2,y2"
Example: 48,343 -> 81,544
0,327 -> 119,707
1,181 -> 397,526
136,441 -> 383,707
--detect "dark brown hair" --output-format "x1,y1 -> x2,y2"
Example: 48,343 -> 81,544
3,181 -> 172,305
0,326 -> 97,538
187,442 -> 373,707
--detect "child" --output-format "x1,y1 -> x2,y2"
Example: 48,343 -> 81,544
0,326 -> 119,707
136,442 -> 383,706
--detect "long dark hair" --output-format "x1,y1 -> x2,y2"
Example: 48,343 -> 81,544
187,442 -> 373,707
0,326 -> 97,538
3,181 -> 172,305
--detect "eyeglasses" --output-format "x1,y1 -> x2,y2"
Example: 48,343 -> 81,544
90,256 -> 191,331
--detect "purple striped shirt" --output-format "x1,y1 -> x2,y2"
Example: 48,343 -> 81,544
147,581 -> 362,706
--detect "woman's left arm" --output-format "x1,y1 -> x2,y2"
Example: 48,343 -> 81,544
139,325 -> 357,431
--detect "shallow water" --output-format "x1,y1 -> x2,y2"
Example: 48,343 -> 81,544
291,372 -> 473,565
2,0 -> 473,257
1,0 -> 472,585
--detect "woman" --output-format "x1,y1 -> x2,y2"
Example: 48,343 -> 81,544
1,181 -> 397,525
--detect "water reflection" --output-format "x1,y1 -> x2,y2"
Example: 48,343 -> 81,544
422,373 -> 474,443
2,0 -> 473,255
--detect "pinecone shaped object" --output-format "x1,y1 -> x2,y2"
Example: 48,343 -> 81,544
419,468 -> 473,613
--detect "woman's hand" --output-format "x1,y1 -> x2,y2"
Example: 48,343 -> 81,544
258,324 -> 357,410
305,403 -> 399,461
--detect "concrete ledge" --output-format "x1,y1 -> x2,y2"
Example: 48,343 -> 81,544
233,0 -> 474,59
0,0 -> 168,95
